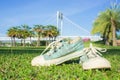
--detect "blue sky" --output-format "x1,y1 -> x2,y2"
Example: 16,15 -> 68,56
0,0 -> 119,37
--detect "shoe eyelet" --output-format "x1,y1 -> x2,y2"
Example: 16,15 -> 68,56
54,50 -> 57,53
59,47 -> 61,49
60,40 -> 63,42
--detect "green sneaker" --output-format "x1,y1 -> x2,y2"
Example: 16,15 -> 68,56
31,37 -> 84,66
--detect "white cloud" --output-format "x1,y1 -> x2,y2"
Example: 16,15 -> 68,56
61,0 -> 108,16
0,0 -> 111,37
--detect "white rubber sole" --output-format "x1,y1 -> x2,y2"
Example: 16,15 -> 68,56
82,57 -> 111,70
31,49 -> 85,66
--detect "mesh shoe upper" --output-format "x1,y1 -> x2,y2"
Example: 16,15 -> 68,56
42,37 -> 84,60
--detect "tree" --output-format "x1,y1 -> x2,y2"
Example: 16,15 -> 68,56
44,25 -> 59,44
17,28 -> 23,46
42,25 -> 59,46
51,26 -> 59,41
21,24 -> 31,47
47,25 -> 59,41
28,30 -> 35,46
7,27 -> 19,46
91,3 -> 120,46
33,25 -> 44,47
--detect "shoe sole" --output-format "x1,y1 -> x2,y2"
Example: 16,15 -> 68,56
82,57 -> 111,70
32,48 -> 85,66
55,50 -> 85,65
40,49 -> 85,66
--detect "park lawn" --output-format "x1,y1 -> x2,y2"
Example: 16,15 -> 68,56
0,42 -> 120,80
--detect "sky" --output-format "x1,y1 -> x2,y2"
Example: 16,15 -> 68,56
0,0 -> 119,37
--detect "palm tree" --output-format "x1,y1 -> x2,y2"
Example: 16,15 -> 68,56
91,4 -> 120,46
91,11 -> 112,45
7,27 -> 19,46
42,25 -> 59,46
28,30 -> 35,46
110,4 -> 120,46
21,24 -> 31,47
7,28 -> 14,46
45,25 -> 59,43
33,25 -> 44,47
50,25 -> 59,41
46,25 -> 54,41
17,27 -> 23,46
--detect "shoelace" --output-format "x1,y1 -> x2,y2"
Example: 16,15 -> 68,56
83,43 -> 107,57
40,38 -> 67,56
79,43 -> 107,63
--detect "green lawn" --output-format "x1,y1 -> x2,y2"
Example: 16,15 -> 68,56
0,42 -> 120,80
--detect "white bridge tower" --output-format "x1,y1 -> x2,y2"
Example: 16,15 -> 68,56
57,11 -> 63,36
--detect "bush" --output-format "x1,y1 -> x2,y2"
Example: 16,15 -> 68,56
83,38 -> 90,42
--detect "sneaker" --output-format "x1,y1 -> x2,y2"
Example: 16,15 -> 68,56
79,43 -> 111,70
31,37 -> 84,66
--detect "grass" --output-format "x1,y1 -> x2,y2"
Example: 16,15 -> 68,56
0,42 -> 120,80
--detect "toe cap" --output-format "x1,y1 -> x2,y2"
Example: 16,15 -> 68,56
31,55 -> 45,66
82,57 -> 111,70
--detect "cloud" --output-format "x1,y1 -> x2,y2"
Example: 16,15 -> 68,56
61,0 -> 108,16
0,0 -> 111,37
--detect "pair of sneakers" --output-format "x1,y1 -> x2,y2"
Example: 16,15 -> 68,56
31,37 -> 111,70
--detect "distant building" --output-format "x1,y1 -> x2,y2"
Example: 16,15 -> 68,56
0,36 -> 102,42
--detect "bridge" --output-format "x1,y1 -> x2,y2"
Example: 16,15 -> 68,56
0,11 -> 102,42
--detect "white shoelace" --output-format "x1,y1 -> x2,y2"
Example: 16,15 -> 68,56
79,43 -> 107,63
83,43 -> 107,57
40,38 -> 65,55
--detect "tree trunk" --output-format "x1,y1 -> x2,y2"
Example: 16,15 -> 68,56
21,39 -> 23,46
45,37 -> 48,46
105,39 -> 110,45
11,37 -> 13,46
105,26 -> 111,46
37,35 -> 40,47
48,36 -> 51,44
13,37 -> 16,47
103,26 -> 108,45
23,39 -> 25,47
30,37 -> 32,46
111,18 -> 117,46
54,37 -> 56,41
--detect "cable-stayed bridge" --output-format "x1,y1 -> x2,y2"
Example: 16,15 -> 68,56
43,11 -> 101,41
0,11 -> 102,42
